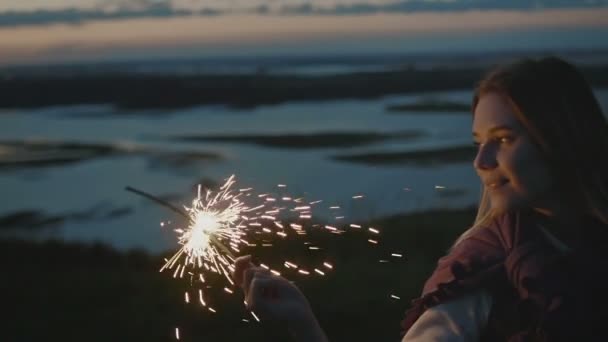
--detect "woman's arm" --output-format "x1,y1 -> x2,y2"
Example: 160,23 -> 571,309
402,290 -> 492,342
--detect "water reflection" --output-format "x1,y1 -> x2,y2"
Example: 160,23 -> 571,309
1,88 -> 605,251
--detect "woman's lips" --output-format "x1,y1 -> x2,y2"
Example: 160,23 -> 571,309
487,179 -> 509,189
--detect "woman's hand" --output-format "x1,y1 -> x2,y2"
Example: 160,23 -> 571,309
232,255 -> 328,342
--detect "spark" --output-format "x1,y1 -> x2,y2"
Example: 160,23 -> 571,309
270,269 -> 281,276
298,269 -> 310,275
199,290 -> 206,306
350,224 -> 361,228
352,195 -> 364,199
224,287 -> 234,294
390,295 -> 401,300
314,268 -> 325,276
323,262 -> 333,269
209,307 -> 216,313
368,239 -> 378,244
175,327 -> 180,340
247,204 -> 265,212
278,184 -> 287,188
329,206 -> 340,209
251,311 -> 261,322
391,253 -> 403,258
284,261 -> 298,269
434,185 -> 446,189
185,292 -> 190,303
308,246 -> 320,250
368,227 -> 380,234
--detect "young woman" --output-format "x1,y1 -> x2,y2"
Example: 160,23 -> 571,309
232,57 -> 608,341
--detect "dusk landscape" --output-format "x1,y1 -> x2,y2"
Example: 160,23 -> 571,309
1,1 -> 607,341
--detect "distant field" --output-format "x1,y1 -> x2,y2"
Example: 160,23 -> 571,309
1,64 -> 607,110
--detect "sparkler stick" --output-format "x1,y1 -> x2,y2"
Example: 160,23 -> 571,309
125,186 -> 190,220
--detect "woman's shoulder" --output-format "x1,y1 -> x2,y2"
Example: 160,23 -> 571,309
462,209 -> 540,252
448,210 -> 522,258
400,212 -> 519,336
421,209 -> 534,295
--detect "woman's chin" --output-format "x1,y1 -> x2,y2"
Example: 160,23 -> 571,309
489,196 -> 522,214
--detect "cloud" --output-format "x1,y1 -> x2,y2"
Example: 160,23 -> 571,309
0,1 -> 217,28
0,0 -> 607,27
283,0 -> 608,15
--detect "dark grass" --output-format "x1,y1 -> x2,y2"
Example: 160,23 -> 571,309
0,140 -> 222,171
332,145 -> 477,166
0,206 -> 133,231
171,131 -> 425,149
386,100 -> 470,113
0,140 -> 121,169
2,206 -> 476,341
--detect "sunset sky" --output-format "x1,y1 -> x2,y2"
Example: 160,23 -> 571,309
1,0 -> 607,65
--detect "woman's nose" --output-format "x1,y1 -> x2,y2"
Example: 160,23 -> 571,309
473,144 -> 498,170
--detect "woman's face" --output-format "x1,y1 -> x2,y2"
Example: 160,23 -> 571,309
472,92 -> 555,213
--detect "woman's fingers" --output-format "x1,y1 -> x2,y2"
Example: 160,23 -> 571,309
242,273 -> 316,329
246,276 -> 281,312
232,255 -> 254,291
243,267 -> 272,294
233,256 -> 287,316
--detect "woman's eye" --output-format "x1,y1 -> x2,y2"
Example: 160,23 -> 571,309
498,136 -> 513,144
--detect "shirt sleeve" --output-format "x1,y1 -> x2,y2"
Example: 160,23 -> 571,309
401,290 -> 492,342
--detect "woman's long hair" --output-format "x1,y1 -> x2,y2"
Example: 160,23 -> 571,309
455,57 -> 608,245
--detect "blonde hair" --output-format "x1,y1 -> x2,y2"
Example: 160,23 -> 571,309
454,57 -> 608,247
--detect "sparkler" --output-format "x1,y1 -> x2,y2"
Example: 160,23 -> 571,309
126,174 -> 405,340
125,176 -> 345,305
126,176 -> 249,312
